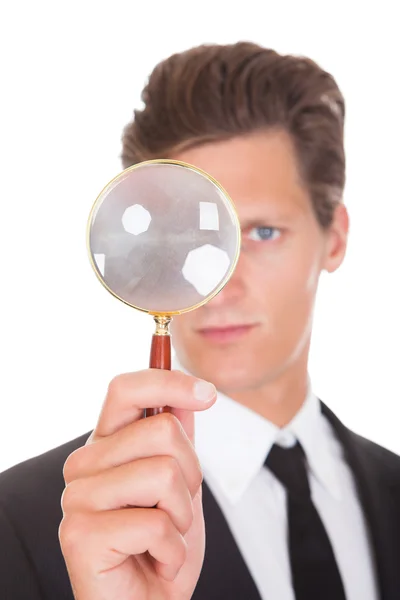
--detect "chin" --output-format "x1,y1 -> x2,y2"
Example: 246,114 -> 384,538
183,350 -> 267,394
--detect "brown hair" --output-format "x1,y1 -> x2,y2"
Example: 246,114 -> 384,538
121,42 -> 345,228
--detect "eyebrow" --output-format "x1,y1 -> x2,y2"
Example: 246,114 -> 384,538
239,214 -> 298,228
240,195 -> 311,223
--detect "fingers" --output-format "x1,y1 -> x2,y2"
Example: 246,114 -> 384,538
60,368 -> 211,594
61,456 -> 194,536
64,412 -> 202,495
59,508 -> 187,583
92,369 -> 216,439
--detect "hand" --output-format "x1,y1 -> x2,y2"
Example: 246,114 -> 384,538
59,369 -> 217,600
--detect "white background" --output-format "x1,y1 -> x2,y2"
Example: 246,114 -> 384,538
0,1 -> 399,472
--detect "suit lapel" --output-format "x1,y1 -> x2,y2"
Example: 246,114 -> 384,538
192,480 -> 262,600
321,402 -> 400,600
192,403 -> 400,600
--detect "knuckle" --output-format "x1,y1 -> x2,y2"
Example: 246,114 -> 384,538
181,500 -> 195,534
158,412 -> 182,442
58,512 -> 88,551
107,374 -> 125,398
60,480 -> 83,514
176,535 -> 188,567
153,509 -> 172,539
62,447 -> 86,483
161,456 -> 181,489
171,368 -> 191,384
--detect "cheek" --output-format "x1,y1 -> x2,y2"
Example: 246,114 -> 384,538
249,246 -> 320,323
252,247 -> 317,290
278,254 -> 321,333
170,314 -> 194,342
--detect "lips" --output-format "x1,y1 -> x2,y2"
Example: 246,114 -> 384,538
197,323 -> 257,343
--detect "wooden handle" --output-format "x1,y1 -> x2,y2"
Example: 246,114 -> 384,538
146,334 -> 171,417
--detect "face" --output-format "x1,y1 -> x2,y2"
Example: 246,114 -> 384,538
170,130 -> 348,396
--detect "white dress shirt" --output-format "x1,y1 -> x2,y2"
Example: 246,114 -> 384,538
173,358 -> 379,600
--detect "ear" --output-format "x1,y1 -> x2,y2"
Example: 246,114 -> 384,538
322,203 -> 350,273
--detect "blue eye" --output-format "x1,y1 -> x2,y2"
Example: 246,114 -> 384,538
247,227 -> 281,242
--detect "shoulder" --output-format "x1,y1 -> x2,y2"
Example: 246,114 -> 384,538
0,433 -> 91,599
321,400 -> 400,488
351,430 -> 400,485
0,432 -> 91,518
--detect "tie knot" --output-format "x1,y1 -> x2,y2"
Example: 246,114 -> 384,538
265,441 -> 311,498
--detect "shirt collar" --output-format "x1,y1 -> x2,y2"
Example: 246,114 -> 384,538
287,387 -> 342,502
172,356 -> 342,504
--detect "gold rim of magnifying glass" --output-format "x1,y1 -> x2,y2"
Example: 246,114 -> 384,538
86,158 -> 241,316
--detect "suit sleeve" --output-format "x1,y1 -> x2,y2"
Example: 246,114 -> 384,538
0,505 -> 44,600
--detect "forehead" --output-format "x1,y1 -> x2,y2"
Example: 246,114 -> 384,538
170,130 -> 312,223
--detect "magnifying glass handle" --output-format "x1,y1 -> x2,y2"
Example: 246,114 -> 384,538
145,317 -> 172,417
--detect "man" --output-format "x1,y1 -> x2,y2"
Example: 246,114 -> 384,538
1,41 -> 399,600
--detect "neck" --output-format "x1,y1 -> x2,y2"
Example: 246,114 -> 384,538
222,346 -> 310,428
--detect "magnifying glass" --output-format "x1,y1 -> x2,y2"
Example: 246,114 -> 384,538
86,159 -> 241,417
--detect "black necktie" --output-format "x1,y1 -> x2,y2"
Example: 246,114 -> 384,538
265,442 -> 347,600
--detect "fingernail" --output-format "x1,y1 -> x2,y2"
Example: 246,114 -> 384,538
193,380 -> 216,402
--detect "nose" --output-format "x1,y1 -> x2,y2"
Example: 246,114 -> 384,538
206,254 -> 246,308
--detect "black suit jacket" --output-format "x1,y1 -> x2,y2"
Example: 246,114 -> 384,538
1,402 -> 400,600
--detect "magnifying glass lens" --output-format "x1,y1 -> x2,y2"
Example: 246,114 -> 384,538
88,161 -> 240,315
